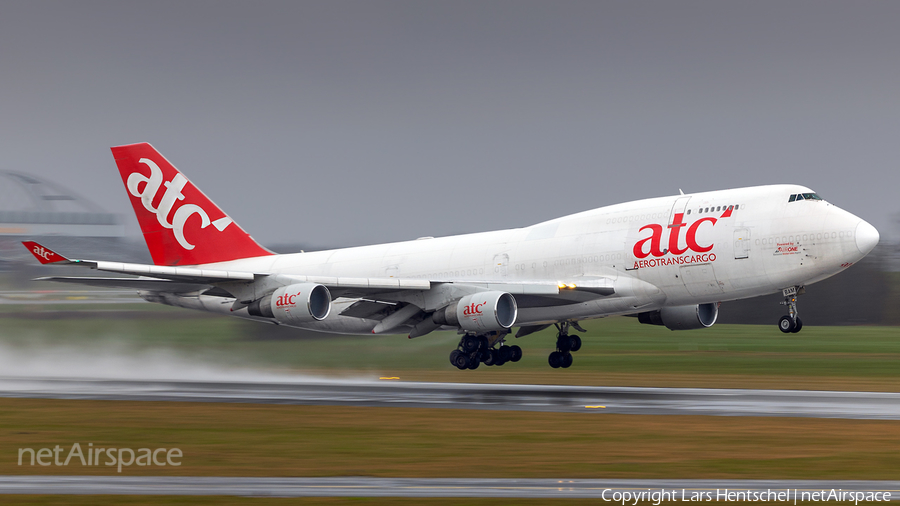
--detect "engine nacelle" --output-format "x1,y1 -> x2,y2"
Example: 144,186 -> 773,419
248,283 -> 332,324
433,291 -> 518,332
638,302 -> 718,330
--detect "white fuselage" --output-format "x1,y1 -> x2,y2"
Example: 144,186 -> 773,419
172,184 -> 876,333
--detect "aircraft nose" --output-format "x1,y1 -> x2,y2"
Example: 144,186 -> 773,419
855,219 -> 879,255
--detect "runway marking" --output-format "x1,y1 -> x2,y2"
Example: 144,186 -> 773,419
1,477 -> 899,498
1,377 -> 899,419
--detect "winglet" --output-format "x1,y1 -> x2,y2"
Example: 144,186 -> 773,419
22,241 -> 70,265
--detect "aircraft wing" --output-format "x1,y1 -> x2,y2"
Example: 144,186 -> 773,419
33,276 -> 210,293
23,241 -> 432,293
24,240 -> 608,296
24,241 -> 616,329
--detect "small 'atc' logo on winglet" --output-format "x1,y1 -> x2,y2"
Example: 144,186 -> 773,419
22,241 -> 66,264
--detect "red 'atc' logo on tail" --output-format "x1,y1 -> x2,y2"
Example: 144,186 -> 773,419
112,143 -> 272,266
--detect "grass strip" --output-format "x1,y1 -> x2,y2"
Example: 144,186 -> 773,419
2,398 -> 899,480
2,311 -> 900,391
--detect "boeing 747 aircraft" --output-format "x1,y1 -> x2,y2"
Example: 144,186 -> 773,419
25,143 -> 879,369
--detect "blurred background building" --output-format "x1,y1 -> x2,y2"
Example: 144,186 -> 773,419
0,170 -> 153,286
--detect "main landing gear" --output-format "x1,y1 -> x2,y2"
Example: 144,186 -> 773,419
548,321 -> 584,369
778,286 -> 804,333
449,332 -> 522,370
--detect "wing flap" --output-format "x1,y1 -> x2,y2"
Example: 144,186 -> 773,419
94,261 -> 255,282
34,276 -> 209,292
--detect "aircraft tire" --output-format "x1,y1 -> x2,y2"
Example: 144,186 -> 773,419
548,351 -> 564,368
569,335 -> 582,352
556,336 -> 572,353
790,317 -> 803,333
510,345 -> 523,362
778,315 -> 794,333
462,335 -> 480,353
561,352 -> 573,368
498,345 -> 512,363
453,352 -> 469,370
483,349 -> 497,366
449,350 -> 461,366
467,356 -> 480,370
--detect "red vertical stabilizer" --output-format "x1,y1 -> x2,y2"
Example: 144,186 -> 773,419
111,143 -> 273,266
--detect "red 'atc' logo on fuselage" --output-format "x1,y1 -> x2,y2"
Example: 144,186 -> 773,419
633,213 -> 716,259
631,213 -> 719,269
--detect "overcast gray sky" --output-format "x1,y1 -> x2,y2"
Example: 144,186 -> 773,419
1,1 -> 898,249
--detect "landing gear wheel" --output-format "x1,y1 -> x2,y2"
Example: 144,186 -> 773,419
548,351 -> 564,369
778,287 -> 803,334
467,355 -> 480,370
452,352 -> 469,370
550,321 -> 583,369
449,350 -> 461,367
462,335 -> 480,353
498,345 -> 512,363
483,349 -> 497,366
778,315 -> 794,333
569,335 -> 582,352
509,345 -> 523,362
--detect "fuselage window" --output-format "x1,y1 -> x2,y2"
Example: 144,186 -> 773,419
686,209 -> 691,215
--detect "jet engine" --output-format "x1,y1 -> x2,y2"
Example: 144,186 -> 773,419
637,302 -> 718,330
248,283 -> 332,324
433,291 -> 518,332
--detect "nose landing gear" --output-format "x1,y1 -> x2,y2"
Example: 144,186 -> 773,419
548,321 -> 584,369
778,286 -> 804,333
449,332 -> 522,370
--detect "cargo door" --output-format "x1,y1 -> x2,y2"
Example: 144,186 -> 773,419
492,253 -> 509,277
679,263 -> 724,296
668,196 -> 692,226
734,228 -> 750,259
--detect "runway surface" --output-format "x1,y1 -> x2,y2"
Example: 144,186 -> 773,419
1,376 -> 899,419
0,476 -> 898,498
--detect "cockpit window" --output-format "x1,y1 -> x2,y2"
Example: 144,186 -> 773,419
789,193 -> 823,202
